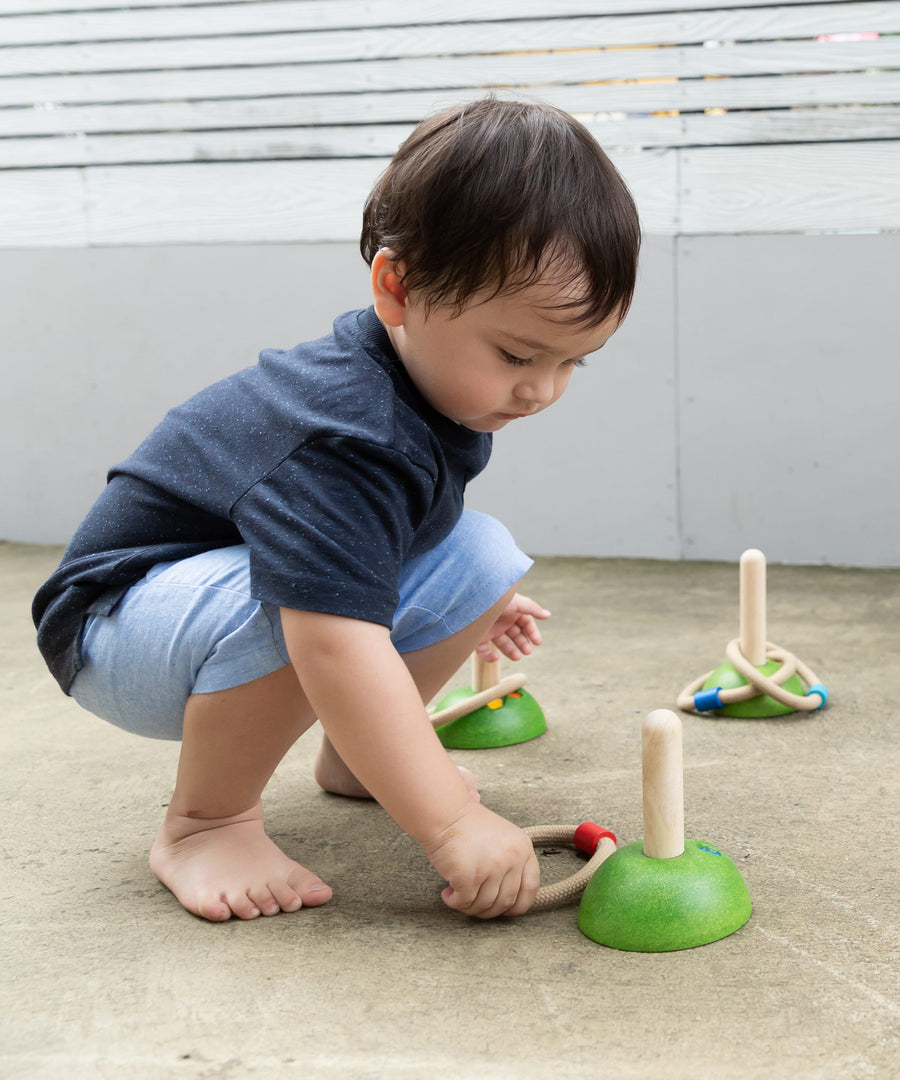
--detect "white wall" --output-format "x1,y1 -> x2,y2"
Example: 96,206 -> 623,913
468,233 -> 900,566
4,233 -> 897,566
1,244 -> 371,544
2,0 -> 898,565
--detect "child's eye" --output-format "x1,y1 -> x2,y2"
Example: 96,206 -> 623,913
568,357 -> 588,368
499,349 -> 532,367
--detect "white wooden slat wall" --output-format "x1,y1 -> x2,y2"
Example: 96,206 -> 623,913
1,0 -> 897,246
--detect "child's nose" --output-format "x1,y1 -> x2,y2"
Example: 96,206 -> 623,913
515,372 -> 556,404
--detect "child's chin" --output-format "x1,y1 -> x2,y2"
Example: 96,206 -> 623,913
462,415 -> 513,432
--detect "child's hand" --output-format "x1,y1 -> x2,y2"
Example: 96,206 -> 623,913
424,803 -> 540,918
475,592 -> 551,663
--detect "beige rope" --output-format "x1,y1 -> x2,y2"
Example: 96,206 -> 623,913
525,825 -> 618,910
677,639 -> 827,714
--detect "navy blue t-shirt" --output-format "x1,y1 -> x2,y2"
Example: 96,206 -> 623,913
33,308 -> 491,693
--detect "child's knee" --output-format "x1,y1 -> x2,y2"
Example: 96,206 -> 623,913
455,510 -> 530,587
434,511 -> 534,610
392,511 -> 532,651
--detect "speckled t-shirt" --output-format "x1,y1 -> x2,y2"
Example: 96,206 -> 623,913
33,307 -> 491,693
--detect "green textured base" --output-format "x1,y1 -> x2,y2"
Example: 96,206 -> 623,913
703,659 -> 806,717
578,838 -> 752,952
434,686 -> 546,749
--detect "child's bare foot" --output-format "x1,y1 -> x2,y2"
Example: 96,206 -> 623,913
314,734 -> 480,801
313,734 -> 373,798
149,801 -> 332,921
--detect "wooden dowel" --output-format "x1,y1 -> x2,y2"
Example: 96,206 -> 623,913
428,673 -> 526,727
472,654 -> 501,693
739,548 -> 767,666
642,709 -> 685,860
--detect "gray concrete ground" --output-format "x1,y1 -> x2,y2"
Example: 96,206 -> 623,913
2,543 -> 898,1079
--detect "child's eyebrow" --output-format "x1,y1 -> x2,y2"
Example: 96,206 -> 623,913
503,332 -> 600,361
503,333 -> 552,353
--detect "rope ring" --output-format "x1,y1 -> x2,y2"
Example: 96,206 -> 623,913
677,639 -> 827,714
525,823 -> 617,910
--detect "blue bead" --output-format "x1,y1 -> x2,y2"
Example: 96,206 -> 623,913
806,683 -> 828,709
694,687 -> 724,712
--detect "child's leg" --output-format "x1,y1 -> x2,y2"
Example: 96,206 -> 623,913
315,510 -> 532,797
157,555 -> 517,917
71,546 -> 333,921
150,664 -> 333,922
314,582 -> 517,797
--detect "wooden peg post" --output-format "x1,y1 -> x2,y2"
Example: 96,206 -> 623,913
579,706 -> 753,950
678,546 -> 828,716
739,548 -> 767,667
472,654 -> 501,694
641,709 -> 685,860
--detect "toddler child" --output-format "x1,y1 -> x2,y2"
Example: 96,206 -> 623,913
33,97 -> 640,922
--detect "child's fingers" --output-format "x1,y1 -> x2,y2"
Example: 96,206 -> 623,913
476,629 -> 519,662
512,594 -> 551,620
472,869 -> 523,919
441,866 -> 495,914
442,869 -> 518,919
441,883 -> 475,913
428,807 -> 537,919
514,615 -> 543,647
475,641 -> 502,663
479,617 -> 542,660
502,855 -> 541,917
450,854 -> 540,919
505,616 -> 543,652
491,632 -> 526,662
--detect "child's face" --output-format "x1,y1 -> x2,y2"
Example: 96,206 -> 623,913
384,276 -> 621,433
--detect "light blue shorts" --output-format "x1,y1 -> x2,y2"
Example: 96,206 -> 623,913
70,509 -> 532,740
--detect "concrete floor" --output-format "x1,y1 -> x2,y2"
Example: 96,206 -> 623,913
2,543 -> 898,1079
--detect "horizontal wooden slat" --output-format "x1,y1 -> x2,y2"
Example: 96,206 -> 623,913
0,0 -> 864,24
2,1 -> 894,58
0,168 -> 86,246
680,140 -> 900,232
0,3 -> 894,248
0,124 -> 410,168
2,39 -> 897,110
4,6 -> 896,80
4,73 -> 898,139
3,140 -> 895,246
85,159 -> 382,245
604,105 -> 900,147
4,107 -> 898,169
0,149 -> 678,246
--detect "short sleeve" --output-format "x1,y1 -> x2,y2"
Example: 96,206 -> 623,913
232,436 -> 436,625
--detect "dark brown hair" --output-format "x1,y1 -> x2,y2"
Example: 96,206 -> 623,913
360,97 -> 641,325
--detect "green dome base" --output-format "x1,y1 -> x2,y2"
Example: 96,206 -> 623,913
578,838 -> 752,952
434,686 -> 546,749
703,659 -> 806,717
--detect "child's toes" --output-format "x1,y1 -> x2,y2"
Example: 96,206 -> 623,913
268,879 -> 304,913
247,885 -> 281,917
227,891 -> 263,920
289,868 -> 333,908
195,893 -> 234,922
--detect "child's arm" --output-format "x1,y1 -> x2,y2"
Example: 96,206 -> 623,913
280,608 -> 540,918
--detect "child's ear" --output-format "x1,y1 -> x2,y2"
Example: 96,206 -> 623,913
371,249 -> 408,327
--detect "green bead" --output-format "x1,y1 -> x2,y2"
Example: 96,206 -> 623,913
704,659 -> 806,717
578,838 -> 752,951
434,687 -> 546,748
